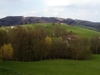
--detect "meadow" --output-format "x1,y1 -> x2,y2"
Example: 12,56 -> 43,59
0,55 -> 100,75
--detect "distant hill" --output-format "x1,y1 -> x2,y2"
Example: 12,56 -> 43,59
0,16 -> 100,31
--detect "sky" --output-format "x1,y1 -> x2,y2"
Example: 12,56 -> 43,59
0,0 -> 100,22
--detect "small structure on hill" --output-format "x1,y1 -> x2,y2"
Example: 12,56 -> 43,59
10,25 -> 18,29
67,35 -> 79,40
11,26 -> 15,29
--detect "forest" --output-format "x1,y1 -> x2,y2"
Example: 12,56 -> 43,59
0,25 -> 100,61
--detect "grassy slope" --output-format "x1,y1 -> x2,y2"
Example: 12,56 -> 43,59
0,55 -> 100,75
23,23 -> 100,39
63,25 -> 100,38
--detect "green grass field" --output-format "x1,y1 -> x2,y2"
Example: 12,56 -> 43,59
0,55 -> 100,75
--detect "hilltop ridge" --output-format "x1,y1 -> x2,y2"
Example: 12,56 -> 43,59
0,16 -> 100,31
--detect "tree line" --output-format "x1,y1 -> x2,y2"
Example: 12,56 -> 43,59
0,25 -> 100,61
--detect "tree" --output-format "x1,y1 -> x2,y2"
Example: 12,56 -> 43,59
8,26 -> 28,61
45,36 -> 52,59
68,38 -> 92,60
91,36 -> 100,54
54,26 -> 67,37
0,49 -> 2,60
1,43 -> 13,60
22,29 -> 35,61
45,36 -> 52,45
51,38 -> 67,59
0,30 -> 8,47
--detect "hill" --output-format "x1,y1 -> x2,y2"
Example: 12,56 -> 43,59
0,16 -> 100,31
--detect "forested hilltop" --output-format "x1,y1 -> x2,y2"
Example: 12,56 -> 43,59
0,16 -> 100,31
0,24 -> 100,61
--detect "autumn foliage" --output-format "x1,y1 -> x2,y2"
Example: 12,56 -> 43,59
1,44 -> 13,60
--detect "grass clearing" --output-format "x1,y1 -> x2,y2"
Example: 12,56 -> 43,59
0,55 -> 100,75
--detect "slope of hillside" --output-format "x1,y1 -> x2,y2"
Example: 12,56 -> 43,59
23,23 -> 100,39
61,25 -> 100,38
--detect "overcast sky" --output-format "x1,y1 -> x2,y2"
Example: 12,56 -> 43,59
0,0 -> 100,22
